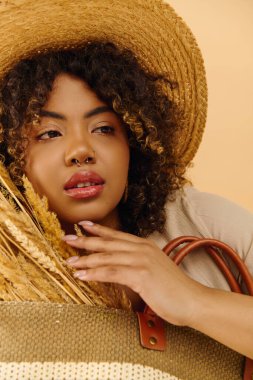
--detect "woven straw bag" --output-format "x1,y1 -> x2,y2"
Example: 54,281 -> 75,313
0,236 -> 252,380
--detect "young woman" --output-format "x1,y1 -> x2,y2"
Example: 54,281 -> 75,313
0,1 -> 252,379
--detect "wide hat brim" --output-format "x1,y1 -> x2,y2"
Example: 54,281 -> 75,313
0,0 -> 207,165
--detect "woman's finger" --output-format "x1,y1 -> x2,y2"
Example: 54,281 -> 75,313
63,234 -> 144,253
78,221 -> 142,243
72,265 -> 141,294
66,250 -> 143,269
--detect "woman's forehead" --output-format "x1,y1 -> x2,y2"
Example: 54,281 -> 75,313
42,73 -> 114,118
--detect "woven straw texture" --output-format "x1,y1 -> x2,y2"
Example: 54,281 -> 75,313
0,301 -> 244,380
0,0 -> 207,165
0,363 -> 179,380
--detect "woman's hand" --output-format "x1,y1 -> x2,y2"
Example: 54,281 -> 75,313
63,221 -> 253,357
63,221 -> 205,327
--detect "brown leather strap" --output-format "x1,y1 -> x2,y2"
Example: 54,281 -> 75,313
136,306 -> 166,351
244,357 -> 253,380
205,245 -> 241,293
163,235 -> 241,292
163,237 -> 253,295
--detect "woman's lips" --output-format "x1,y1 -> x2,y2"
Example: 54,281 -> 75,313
64,170 -> 105,199
64,184 -> 104,199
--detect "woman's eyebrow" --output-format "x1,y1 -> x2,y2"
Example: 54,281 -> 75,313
84,106 -> 112,119
39,106 -> 113,120
40,110 -> 65,120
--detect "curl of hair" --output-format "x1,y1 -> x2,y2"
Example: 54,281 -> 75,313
0,42 -> 188,237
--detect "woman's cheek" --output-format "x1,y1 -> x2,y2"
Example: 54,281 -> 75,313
24,147 -> 57,197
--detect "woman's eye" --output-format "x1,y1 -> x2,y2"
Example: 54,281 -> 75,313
37,130 -> 62,140
93,126 -> 115,134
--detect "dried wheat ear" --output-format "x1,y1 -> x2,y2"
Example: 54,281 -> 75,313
0,162 -> 130,310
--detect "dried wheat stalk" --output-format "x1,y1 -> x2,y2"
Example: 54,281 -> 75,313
0,166 -> 130,310
22,175 -> 130,309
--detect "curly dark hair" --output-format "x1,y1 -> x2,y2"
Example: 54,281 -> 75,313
0,41 -> 188,237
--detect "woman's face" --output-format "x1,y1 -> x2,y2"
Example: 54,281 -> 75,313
24,73 -> 130,231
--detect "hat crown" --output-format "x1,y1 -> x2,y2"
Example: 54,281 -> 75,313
0,0 -> 207,164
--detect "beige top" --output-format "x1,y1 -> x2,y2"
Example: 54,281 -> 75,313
149,186 -> 253,291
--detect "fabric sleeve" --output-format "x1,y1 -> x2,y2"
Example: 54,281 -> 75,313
182,187 -> 253,276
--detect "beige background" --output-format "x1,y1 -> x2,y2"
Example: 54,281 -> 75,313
168,0 -> 253,212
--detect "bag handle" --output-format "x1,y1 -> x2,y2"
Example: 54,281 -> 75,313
136,236 -> 253,380
163,236 -> 253,295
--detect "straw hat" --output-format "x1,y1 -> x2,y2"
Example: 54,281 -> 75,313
0,0 -> 207,164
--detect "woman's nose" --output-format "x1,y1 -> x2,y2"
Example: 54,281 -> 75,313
64,134 -> 96,167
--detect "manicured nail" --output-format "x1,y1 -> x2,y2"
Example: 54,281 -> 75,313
74,270 -> 87,279
78,220 -> 94,227
62,235 -> 78,241
78,221 -> 94,226
66,256 -> 79,264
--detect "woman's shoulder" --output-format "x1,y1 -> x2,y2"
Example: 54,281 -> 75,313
164,186 -> 253,264
170,186 -> 253,224
147,186 -> 253,286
